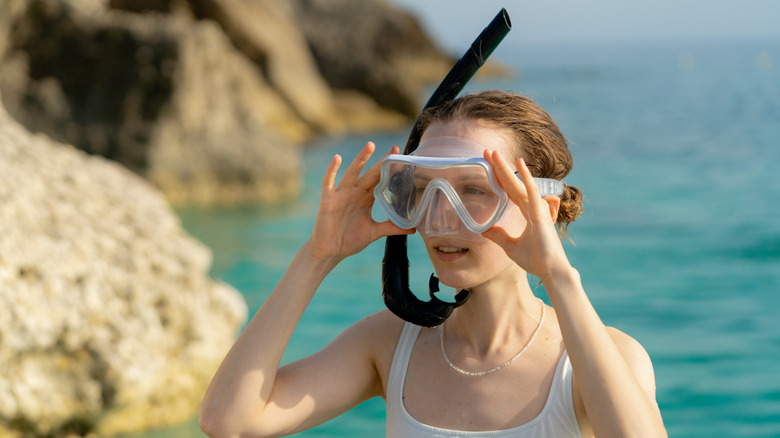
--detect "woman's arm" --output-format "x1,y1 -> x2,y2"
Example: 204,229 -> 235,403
544,268 -> 665,437
483,150 -> 667,438
199,143 -> 411,438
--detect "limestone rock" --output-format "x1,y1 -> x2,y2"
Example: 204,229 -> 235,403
0,96 -> 248,436
289,0 -> 453,116
0,0 -> 307,205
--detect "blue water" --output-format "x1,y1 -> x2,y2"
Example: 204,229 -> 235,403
146,39 -> 780,437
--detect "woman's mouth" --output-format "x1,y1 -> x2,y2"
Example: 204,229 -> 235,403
436,247 -> 467,253
434,246 -> 469,261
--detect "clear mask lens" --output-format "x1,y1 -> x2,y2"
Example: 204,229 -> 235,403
420,186 -> 503,241
378,159 -> 507,240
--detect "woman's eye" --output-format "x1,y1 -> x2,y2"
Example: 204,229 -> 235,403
463,186 -> 487,196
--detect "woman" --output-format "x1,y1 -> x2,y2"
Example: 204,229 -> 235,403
199,90 -> 667,437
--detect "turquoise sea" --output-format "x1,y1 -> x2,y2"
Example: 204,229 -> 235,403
141,39 -> 780,437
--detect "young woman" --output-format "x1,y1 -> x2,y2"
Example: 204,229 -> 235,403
199,90 -> 667,437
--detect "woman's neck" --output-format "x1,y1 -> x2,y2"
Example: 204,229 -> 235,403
444,268 -> 542,355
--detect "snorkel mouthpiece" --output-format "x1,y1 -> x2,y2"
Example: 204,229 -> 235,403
382,8 -> 511,327
382,239 -> 470,327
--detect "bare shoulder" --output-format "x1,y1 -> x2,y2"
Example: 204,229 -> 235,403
361,308 -> 407,327
606,327 -> 657,394
338,310 -> 406,358
345,309 -> 406,337
274,310 -> 406,410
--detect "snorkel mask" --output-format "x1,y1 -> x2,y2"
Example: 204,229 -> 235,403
381,9 -> 513,327
375,137 -> 564,242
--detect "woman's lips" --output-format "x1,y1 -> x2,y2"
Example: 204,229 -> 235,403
434,246 -> 469,262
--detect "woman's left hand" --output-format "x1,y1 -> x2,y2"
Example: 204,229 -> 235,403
484,151 -> 667,438
481,150 -> 573,283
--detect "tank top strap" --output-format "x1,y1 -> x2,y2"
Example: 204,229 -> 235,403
387,322 -> 421,410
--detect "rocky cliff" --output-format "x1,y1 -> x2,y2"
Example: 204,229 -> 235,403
0,91 -> 248,436
0,0 -> 454,205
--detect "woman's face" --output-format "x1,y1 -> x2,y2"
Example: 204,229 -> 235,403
416,119 -> 527,290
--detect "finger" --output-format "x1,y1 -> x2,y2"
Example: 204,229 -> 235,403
485,150 -> 529,206
481,225 -> 516,249
515,157 -> 556,221
358,145 -> 400,191
371,220 -> 415,240
322,154 -> 342,194
515,157 -> 541,199
339,142 -> 376,188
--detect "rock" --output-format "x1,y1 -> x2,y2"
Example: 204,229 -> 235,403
0,0 -> 308,205
142,13 -> 307,205
185,0 -> 341,132
0,0 -> 454,205
0,94 -> 248,436
289,0 -> 453,116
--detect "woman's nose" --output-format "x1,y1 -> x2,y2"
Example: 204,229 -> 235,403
424,190 -> 461,236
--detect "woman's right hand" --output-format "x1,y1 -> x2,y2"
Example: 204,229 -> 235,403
200,142 -> 409,438
308,142 -> 413,264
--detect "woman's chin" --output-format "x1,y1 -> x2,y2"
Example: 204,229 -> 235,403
434,272 -> 476,291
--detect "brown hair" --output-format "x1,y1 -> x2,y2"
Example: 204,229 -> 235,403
416,90 -> 584,235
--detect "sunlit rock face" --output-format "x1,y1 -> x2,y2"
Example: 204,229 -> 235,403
0,0 -> 307,205
0,95 -> 248,436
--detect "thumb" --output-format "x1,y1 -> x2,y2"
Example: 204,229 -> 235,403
374,221 -> 415,240
482,226 -> 514,248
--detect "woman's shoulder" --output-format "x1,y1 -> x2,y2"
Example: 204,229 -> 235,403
605,327 -> 652,364
333,310 -> 408,383
338,310 -> 408,354
605,326 -> 657,391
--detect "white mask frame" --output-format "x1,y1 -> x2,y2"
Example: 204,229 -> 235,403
374,137 -> 564,239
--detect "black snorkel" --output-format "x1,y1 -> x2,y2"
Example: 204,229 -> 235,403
382,8 -> 512,327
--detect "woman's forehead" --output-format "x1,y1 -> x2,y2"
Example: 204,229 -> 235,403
413,166 -> 489,180
419,120 -> 514,155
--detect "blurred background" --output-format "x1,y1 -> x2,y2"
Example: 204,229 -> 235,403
1,0 -> 779,437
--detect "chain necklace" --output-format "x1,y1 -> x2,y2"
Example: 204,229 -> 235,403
440,299 -> 545,377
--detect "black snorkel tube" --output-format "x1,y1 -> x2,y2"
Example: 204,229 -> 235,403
382,8 -> 512,327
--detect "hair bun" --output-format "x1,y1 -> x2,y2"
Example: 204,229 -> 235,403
557,184 -> 584,236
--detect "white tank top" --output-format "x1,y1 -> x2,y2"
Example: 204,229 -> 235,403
386,322 -> 582,437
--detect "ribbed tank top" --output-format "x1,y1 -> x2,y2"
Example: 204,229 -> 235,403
386,322 -> 581,437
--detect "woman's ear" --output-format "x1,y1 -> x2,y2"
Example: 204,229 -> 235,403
544,196 -> 561,223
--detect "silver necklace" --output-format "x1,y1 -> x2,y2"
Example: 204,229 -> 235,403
440,299 -> 545,377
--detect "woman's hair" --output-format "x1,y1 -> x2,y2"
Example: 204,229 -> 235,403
416,90 -> 584,235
